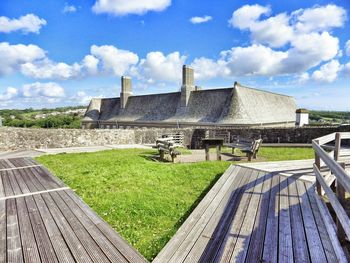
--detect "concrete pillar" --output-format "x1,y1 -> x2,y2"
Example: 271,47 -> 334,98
120,76 -> 132,109
180,65 -> 195,107
296,109 -> 309,127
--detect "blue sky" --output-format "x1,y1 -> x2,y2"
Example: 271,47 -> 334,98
1,0 -> 350,110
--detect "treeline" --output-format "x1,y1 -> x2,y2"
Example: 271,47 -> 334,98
310,111 -> 350,122
3,115 -> 82,129
0,106 -> 84,129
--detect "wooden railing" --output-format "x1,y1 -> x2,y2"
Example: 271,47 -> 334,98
312,132 -> 350,243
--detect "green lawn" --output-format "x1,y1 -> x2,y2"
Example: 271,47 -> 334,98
36,147 -> 314,260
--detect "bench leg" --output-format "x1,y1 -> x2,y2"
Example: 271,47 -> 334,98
232,147 -> 235,155
253,151 -> 257,159
160,150 -> 165,161
171,154 -> 176,163
248,153 -> 252,162
216,145 -> 221,161
205,144 -> 209,161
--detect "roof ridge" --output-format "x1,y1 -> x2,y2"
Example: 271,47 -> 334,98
236,83 -> 293,98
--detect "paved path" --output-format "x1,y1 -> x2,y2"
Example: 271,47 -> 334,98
0,157 -> 148,263
154,164 -> 346,263
0,144 -> 152,159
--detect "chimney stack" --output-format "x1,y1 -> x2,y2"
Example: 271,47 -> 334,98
181,65 -> 195,107
120,76 -> 132,109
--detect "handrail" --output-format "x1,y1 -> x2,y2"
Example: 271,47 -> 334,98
312,132 -> 350,243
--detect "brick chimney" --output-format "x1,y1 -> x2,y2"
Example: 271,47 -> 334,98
180,65 -> 195,107
120,76 -> 132,109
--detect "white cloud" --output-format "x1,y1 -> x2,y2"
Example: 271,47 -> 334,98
311,60 -> 341,83
21,59 -> 82,80
229,4 -> 270,29
0,87 -> 19,101
92,0 -> 171,16
138,51 -> 186,82
191,57 -> 229,80
293,4 -> 347,33
346,40 -> 350,56
22,82 -> 65,98
90,45 -> 139,76
82,55 -> 99,75
190,16 -> 212,24
0,14 -> 46,34
63,4 -> 77,13
297,72 -> 310,84
0,42 -> 46,76
343,62 -> 350,76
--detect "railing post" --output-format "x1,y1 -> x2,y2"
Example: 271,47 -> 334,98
334,132 -> 341,161
314,139 -> 322,195
336,162 -> 346,244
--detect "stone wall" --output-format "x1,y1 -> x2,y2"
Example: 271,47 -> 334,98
0,127 -> 135,151
1,125 -> 349,151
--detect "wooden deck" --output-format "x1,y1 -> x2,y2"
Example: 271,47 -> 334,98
0,157 -> 147,263
154,165 -> 346,263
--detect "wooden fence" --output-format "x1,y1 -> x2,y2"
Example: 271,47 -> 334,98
312,132 -> 350,244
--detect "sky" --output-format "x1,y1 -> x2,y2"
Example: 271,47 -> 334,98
0,0 -> 350,110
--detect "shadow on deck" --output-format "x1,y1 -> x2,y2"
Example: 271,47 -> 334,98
153,164 -> 346,263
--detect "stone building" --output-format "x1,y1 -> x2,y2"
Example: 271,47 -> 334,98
82,65 -> 297,129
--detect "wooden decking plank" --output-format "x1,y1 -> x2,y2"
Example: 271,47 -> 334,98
305,183 -> 339,263
32,193 -> 75,263
20,167 -> 47,192
154,165 -> 237,262
215,169 -> 261,262
244,172 -> 273,263
65,191 -> 148,263
229,171 -> 270,262
288,178 -> 310,263
49,191 -> 111,263
32,166 -> 65,188
0,200 -> 6,263
278,176 -> 293,263
0,171 -> 5,198
57,190 -> 129,263
2,171 -> 14,197
296,180 -> 328,263
6,198 -> 23,263
7,170 -> 23,196
186,167 -> 252,262
314,194 -> 347,263
25,195 -> 59,263
40,192 -> 94,263
15,197 -> 41,263
165,166 -> 244,262
261,174 -> 280,262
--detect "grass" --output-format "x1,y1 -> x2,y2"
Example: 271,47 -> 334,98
35,147 -> 314,260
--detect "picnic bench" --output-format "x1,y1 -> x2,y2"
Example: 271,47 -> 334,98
202,138 -> 224,161
224,138 -> 263,161
155,137 -> 181,163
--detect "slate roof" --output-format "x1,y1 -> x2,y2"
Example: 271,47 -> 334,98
83,83 -> 296,125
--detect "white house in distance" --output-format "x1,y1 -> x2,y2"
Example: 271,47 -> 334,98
296,109 -> 309,127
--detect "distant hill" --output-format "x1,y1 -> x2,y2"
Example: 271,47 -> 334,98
0,106 -> 86,129
309,110 -> 350,125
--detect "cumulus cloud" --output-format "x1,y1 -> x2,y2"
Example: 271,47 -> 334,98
343,62 -> 350,76
138,51 -> 186,82
0,14 -> 46,34
190,16 -> 212,24
293,4 -> 347,33
90,45 -> 139,76
346,40 -> 350,56
63,4 -> 77,13
0,87 -> 19,101
92,0 -> 171,16
22,82 -> 65,98
311,60 -> 341,83
0,42 -> 46,76
21,59 -> 82,79
191,57 -> 229,80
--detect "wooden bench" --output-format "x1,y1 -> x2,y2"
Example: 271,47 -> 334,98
224,139 -> 263,161
155,137 -> 181,163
